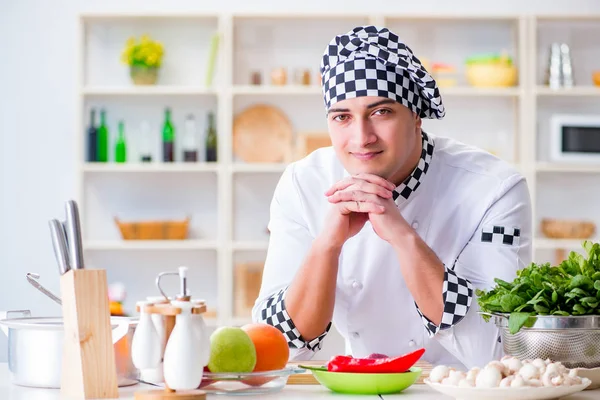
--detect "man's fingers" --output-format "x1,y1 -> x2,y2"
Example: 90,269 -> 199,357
326,181 -> 394,199
353,173 -> 396,191
336,201 -> 385,215
324,174 -> 396,196
328,189 -> 388,204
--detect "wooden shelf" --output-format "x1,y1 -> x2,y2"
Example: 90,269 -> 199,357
440,87 -> 522,97
232,241 -> 269,251
534,238 -> 591,250
232,85 -> 321,95
536,163 -> 600,173
231,163 -> 288,173
82,86 -> 217,96
83,163 -> 219,173
84,240 -> 218,251
535,86 -> 600,97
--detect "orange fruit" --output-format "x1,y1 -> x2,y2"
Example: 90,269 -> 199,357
241,323 -> 290,372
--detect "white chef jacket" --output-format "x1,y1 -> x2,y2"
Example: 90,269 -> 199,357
252,131 -> 532,370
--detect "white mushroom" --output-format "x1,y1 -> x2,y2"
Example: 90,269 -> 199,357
458,378 -> 475,388
518,363 -> 540,380
475,366 -> 502,388
528,378 -> 543,387
499,375 -> 515,387
429,365 -> 451,383
441,370 -> 465,386
511,375 -> 526,388
551,375 -> 565,386
486,360 -> 507,377
544,358 -> 552,365
545,363 -> 560,377
466,367 -> 480,382
532,358 -> 546,374
568,369 -> 579,378
501,357 -> 523,374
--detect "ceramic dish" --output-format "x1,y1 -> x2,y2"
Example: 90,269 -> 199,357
424,377 -> 591,400
198,367 -> 305,395
300,365 -> 422,395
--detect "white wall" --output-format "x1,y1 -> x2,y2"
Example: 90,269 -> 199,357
1,0 -> 600,363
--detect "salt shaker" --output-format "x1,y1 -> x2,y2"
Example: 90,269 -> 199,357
131,301 -> 162,370
163,300 -> 204,390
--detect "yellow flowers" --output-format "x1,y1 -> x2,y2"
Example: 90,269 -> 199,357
121,34 -> 164,68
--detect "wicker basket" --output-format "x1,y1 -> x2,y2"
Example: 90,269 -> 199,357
115,217 -> 191,240
541,218 -> 596,239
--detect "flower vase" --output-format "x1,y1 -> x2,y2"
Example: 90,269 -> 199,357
130,65 -> 159,85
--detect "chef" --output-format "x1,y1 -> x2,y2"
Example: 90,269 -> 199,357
251,25 -> 532,370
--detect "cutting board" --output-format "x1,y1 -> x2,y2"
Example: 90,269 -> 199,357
286,360 -> 433,385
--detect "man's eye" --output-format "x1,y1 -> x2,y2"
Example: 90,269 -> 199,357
333,115 -> 348,122
374,109 -> 390,115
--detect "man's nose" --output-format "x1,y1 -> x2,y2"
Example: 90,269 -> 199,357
352,119 -> 377,147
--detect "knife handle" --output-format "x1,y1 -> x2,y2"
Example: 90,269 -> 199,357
65,200 -> 85,270
49,219 -> 71,275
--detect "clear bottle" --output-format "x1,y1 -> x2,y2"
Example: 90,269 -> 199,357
182,114 -> 198,162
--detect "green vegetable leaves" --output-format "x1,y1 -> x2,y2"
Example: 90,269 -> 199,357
477,240 -> 600,333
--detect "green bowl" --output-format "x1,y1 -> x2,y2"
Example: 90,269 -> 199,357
300,365 -> 422,395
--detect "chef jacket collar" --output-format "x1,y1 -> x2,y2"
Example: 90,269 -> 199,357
392,131 -> 434,202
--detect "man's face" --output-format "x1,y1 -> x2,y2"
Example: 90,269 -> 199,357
326,96 -> 422,183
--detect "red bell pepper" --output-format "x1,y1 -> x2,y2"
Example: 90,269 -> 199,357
327,348 -> 425,373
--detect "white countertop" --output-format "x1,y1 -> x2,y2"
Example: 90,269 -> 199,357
1,364 -> 599,400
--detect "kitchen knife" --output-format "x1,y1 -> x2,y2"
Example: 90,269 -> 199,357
49,219 -> 70,275
65,200 -> 85,270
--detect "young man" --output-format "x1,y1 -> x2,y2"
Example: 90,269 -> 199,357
252,26 -> 532,369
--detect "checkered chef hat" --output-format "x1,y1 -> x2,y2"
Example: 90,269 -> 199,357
320,26 -> 445,119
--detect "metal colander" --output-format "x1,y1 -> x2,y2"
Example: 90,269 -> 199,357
484,313 -> 600,369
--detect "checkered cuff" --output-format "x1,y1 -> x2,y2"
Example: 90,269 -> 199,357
415,266 -> 473,337
260,286 -> 331,351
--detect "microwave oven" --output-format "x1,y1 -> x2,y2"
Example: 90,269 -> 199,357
550,114 -> 600,163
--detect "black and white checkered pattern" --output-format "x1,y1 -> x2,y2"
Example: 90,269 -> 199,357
392,131 -> 435,201
260,286 -> 331,351
320,25 -> 445,119
415,267 -> 473,337
481,225 -> 521,246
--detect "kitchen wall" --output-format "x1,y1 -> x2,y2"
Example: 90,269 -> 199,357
1,0 -> 600,362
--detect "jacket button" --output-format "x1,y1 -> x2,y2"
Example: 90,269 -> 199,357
411,221 -> 419,229
351,332 -> 360,339
408,340 -> 416,347
351,281 -> 362,290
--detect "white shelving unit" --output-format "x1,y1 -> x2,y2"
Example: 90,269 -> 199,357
75,12 -> 600,326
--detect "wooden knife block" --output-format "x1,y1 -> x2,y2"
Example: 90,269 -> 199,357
59,269 -> 119,399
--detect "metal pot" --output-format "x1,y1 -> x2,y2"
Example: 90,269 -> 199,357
0,312 -> 139,388
481,312 -> 600,369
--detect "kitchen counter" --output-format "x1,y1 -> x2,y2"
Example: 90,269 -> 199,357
0,364 -> 598,399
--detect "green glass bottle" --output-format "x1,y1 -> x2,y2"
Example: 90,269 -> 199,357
97,109 -> 109,162
205,112 -> 217,162
115,120 -> 127,163
162,108 -> 175,162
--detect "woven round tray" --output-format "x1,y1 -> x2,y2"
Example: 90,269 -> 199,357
233,104 -> 293,163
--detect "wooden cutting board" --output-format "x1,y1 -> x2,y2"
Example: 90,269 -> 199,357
286,360 -> 433,385
232,104 -> 294,163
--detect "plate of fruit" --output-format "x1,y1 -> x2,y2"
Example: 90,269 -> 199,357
299,349 -> 425,395
198,323 -> 304,395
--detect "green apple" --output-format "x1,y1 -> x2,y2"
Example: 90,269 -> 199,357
207,326 -> 257,373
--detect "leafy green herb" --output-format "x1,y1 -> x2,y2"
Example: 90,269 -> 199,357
477,240 -> 600,333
